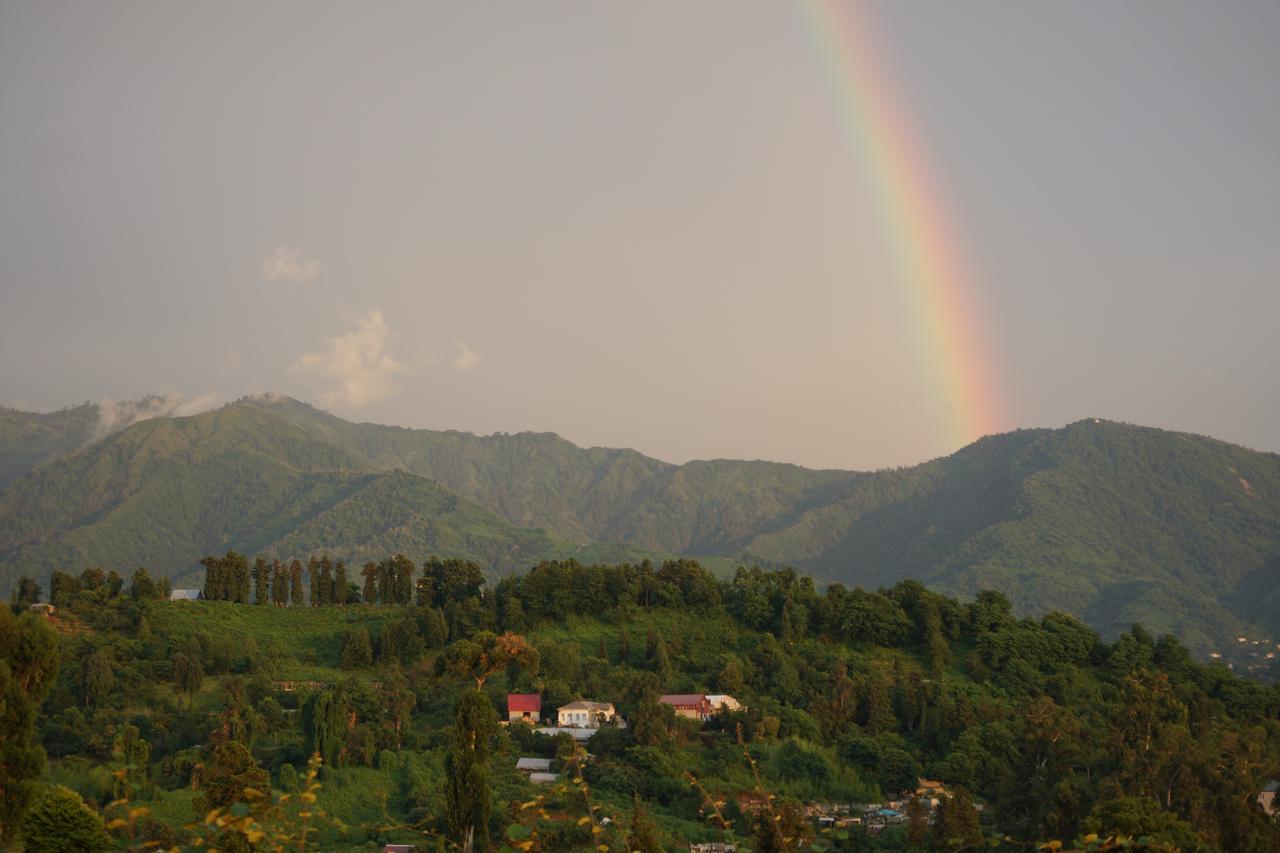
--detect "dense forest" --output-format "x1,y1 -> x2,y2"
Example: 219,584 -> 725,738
3,555 -> 1279,851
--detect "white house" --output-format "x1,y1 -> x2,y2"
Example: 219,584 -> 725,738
169,589 -> 202,601
706,694 -> 742,713
556,701 -> 617,728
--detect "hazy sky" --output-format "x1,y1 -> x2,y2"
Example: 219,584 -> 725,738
2,1 -> 1277,470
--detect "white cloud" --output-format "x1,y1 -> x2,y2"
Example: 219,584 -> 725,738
454,342 -> 479,371
261,246 -> 322,283
290,310 -> 406,409
92,392 -> 222,441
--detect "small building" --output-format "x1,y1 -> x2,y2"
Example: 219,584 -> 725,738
170,589 -> 202,601
706,694 -> 741,713
516,757 -> 553,775
28,602 -> 56,617
689,844 -> 737,853
528,771 -> 559,784
556,701 -> 617,728
507,694 -> 541,724
659,694 -> 712,721
1260,779 -> 1278,817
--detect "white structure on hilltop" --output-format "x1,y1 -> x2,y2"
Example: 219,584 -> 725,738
556,701 -> 617,728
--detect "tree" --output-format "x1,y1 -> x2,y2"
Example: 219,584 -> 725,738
172,653 -> 203,709
933,786 -> 983,849
111,724 -> 151,797
129,567 -> 161,601
626,795 -> 663,853
49,571 -> 81,608
302,685 -> 350,767
200,555 -> 224,601
361,562 -> 379,605
20,785 -> 113,853
289,560 -> 304,606
252,557 -> 269,605
81,648 -> 114,707
194,739 -> 269,815
862,672 -> 896,735
445,632 -> 538,689
339,628 -> 373,669
381,663 -> 416,749
334,562 -> 349,606
268,560 -> 284,606
419,557 -> 484,608
10,576 -> 39,608
445,689 -> 496,852
0,609 -> 60,843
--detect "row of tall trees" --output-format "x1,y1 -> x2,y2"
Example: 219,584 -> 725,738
197,552 -> 487,609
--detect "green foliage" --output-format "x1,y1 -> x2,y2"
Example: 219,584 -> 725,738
445,689 -> 496,851
10,552 -> 1280,851
21,784 -> 113,853
0,608 -> 60,842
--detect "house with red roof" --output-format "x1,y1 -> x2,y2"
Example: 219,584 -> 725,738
658,694 -> 712,721
507,693 -> 541,724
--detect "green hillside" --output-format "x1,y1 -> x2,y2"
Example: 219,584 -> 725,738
0,402 -> 98,490
237,396 -> 1280,647
10,561 -> 1280,851
0,406 -> 662,587
2,395 -> 1279,651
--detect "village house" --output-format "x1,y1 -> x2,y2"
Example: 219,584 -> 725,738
689,844 -> 737,853
659,694 -> 713,720
28,602 -> 56,617
556,700 -> 617,728
169,589 -> 202,601
1260,779 -> 1278,817
507,693 -> 541,724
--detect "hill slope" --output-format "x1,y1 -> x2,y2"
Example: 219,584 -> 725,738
0,405 -> 646,586
2,394 -> 1279,648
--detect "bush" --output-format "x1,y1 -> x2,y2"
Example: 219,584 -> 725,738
21,785 -> 113,853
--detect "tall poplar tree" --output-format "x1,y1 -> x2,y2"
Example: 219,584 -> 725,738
334,562 -> 349,606
252,557 -> 269,605
445,690 -> 496,852
361,562 -> 379,606
289,560 -> 304,606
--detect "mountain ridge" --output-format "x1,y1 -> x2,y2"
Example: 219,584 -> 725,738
1,393 -> 1277,651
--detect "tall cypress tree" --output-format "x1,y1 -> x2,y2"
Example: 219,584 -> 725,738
445,690 -> 496,852
307,557 -> 321,606
334,562 -> 349,606
252,558 -> 269,605
319,557 -> 334,606
362,562 -> 379,606
200,556 -> 222,601
271,560 -> 286,606
289,560 -> 304,606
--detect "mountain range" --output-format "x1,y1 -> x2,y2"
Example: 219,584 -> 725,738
2,393 -> 1277,650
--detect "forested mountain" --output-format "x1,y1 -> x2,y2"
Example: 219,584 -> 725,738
0,405 -> 650,587
0,403 -> 98,490
1,394 -> 1278,650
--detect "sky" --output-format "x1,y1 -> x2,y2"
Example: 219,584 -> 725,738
2,1 -> 1277,470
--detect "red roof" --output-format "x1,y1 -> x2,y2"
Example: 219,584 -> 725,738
659,694 -> 708,706
508,693 -> 541,712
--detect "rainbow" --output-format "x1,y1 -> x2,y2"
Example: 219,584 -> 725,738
801,1 -> 1004,448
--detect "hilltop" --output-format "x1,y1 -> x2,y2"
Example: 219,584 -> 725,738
1,394 -> 1278,650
